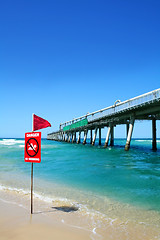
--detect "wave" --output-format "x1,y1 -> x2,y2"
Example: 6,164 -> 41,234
0,183 -> 84,210
135,140 -> 160,143
19,145 -> 25,148
0,184 -> 30,195
135,140 -> 152,142
0,184 -> 111,239
0,183 -> 114,223
0,139 -> 24,146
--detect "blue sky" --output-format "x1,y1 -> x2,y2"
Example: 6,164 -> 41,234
0,0 -> 160,138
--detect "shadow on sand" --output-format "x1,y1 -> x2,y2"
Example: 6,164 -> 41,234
33,205 -> 79,215
51,206 -> 79,213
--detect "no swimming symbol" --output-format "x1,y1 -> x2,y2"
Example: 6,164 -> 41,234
26,138 -> 39,157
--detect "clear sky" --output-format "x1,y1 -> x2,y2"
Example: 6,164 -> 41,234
0,0 -> 160,138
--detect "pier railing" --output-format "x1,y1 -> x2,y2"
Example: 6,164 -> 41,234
60,88 -> 160,130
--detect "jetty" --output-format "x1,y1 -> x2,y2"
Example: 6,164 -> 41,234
47,89 -> 160,150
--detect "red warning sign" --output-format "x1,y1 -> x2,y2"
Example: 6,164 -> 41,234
24,132 -> 41,163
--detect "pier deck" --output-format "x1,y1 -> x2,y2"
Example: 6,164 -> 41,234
47,89 -> 160,150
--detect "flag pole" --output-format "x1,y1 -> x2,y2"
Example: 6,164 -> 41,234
31,162 -> 33,214
31,113 -> 34,214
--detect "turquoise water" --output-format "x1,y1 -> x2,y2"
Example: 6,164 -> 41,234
0,138 -> 160,216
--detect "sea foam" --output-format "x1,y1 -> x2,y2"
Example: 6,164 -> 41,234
0,139 -> 24,146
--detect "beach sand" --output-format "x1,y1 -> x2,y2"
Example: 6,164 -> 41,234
0,191 -> 91,240
0,188 -> 160,240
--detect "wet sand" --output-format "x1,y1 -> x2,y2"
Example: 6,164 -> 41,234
0,192 -> 91,240
0,188 -> 160,240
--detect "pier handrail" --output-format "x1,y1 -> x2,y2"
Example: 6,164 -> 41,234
60,88 -> 160,129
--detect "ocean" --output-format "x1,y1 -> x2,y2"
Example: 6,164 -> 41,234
0,138 -> 160,239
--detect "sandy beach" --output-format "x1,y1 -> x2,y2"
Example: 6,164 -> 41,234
1,186 -> 160,240
0,190 -> 91,240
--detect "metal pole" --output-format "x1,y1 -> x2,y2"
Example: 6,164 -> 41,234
31,162 -> 33,214
31,113 -> 34,214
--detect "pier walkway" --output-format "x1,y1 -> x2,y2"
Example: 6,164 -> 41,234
47,89 -> 160,150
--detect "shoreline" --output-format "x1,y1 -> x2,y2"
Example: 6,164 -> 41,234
0,189 -> 93,240
1,185 -> 160,240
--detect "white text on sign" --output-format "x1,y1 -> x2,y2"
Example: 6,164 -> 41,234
26,133 -> 40,137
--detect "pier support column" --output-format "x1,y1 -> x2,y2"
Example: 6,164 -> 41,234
126,123 -> 129,138
62,132 -> 65,141
72,132 -> 75,143
74,132 -> 76,143
65,134 -> 68,142
64,132 -> 66,141
71,132 -> 76,143
104,125 -> 111,147
92,128 -> 98,146
110,126 -> 114,146
152,118 -> 157,151
61,132 -> 63,141
99,127 -> 101,145
90,129 -> 92,144
60,132 -> 62,141
68,133 -> 71,143
83,130 -> 88,145
125,118 -> 135,151
77,131 -> 81,144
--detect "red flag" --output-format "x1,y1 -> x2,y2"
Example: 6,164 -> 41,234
33,114 -> 51,131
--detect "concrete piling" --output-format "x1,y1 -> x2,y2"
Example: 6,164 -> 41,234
104,125 -> 111,147
126,123 -> 129,138
90,129 -> 92,144
83,130 -> 88,145
77,131 -> 81,144
72,132 -> 76,143
92,128 -> 98,145
68,133 -> 71,142
110,126 -> 114,146
65,134 -> 68,142
125,118 -> 135,151
99,127 -> 101,145
152,118 -> 157,151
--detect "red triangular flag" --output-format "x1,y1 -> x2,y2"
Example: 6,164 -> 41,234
33,114 -> 51,131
